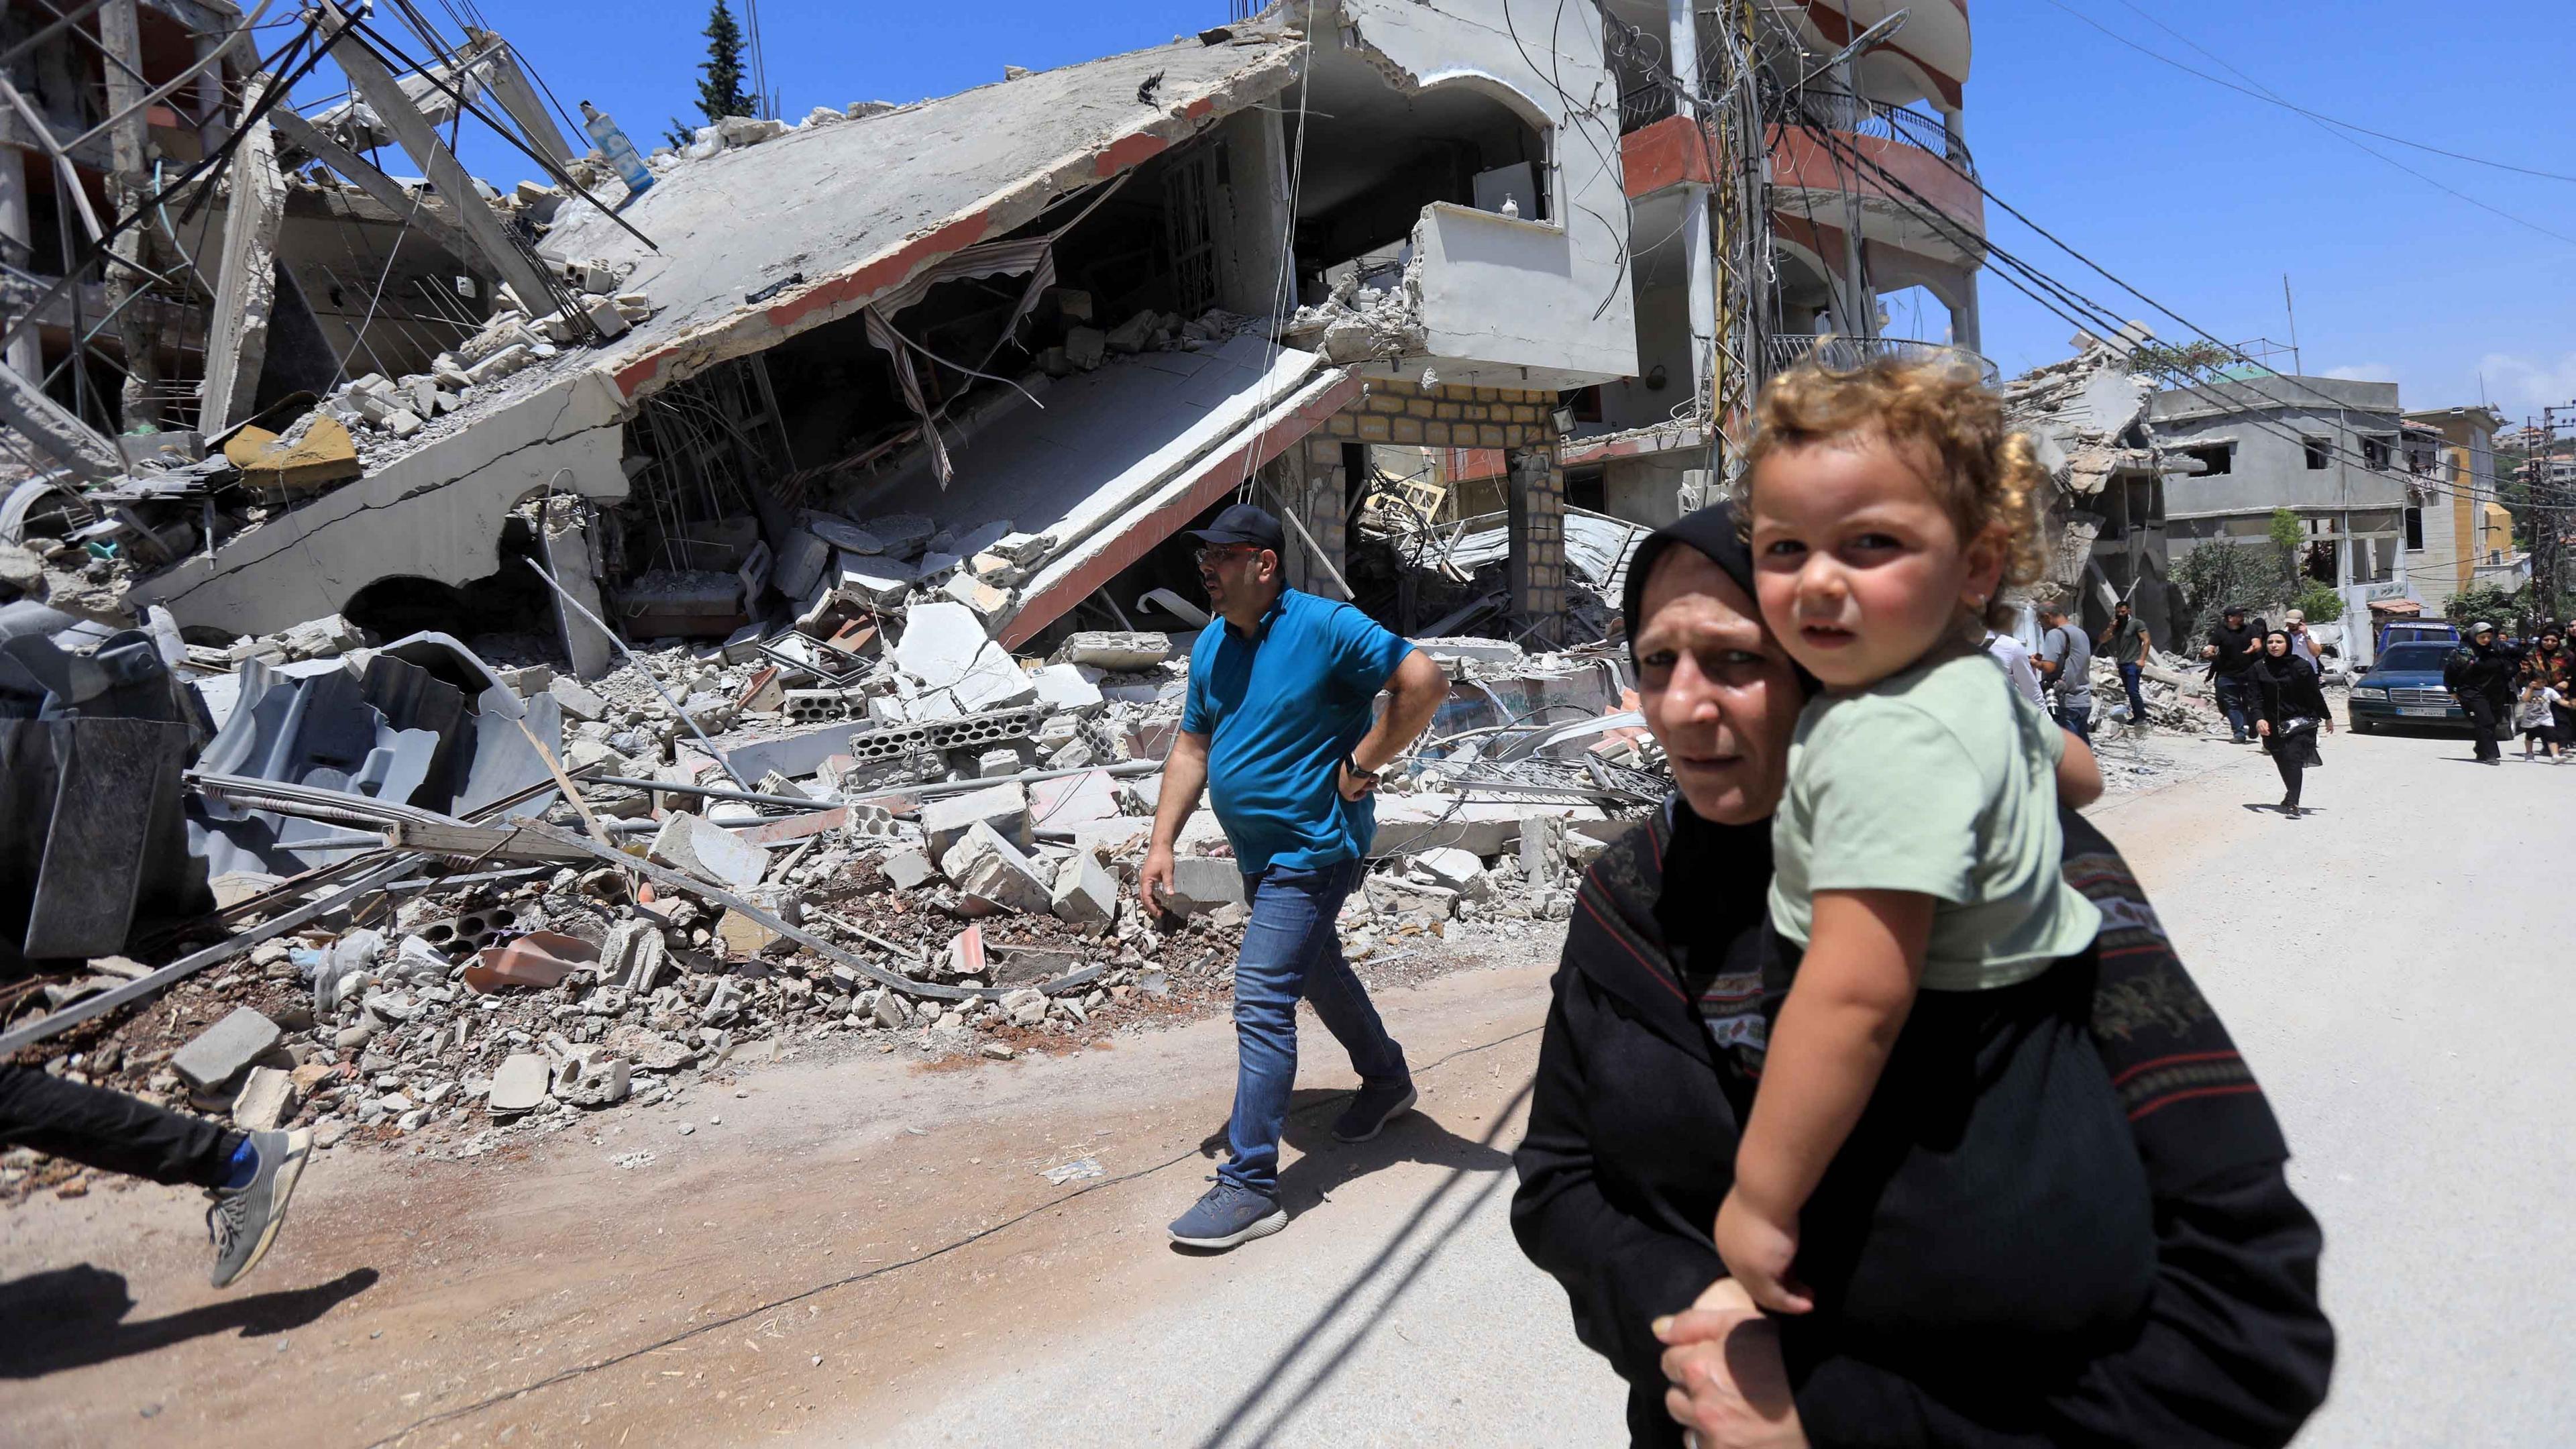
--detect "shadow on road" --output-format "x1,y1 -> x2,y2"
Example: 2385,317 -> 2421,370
1190,1075 -> 1536,1449
0,1264 -> 379,1378
1182,1087 -> 1513,1222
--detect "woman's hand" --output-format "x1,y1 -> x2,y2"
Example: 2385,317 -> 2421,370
1713,1188 -> 1811,1314
1656,1278 -> 1809,1448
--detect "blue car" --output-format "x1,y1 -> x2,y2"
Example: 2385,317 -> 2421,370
2347,641 -> 2468,734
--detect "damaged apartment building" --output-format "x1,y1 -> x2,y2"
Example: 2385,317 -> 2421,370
1,0 -> 1640,673
0,3 -> 1686,1134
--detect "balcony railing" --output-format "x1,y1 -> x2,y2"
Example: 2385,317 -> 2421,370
1619,83 -> 1976,176
1780,87 -> 1974,175
1764,334 -> 1999,387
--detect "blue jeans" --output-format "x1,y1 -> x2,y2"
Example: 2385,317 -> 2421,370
2055,700 -> 2094,742
2213,675 -> 2255,740
1218,857 -> 1409,1193
2117,662 -> 2149,724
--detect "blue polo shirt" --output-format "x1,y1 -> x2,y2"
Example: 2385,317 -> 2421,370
1181,587 -> 1414,872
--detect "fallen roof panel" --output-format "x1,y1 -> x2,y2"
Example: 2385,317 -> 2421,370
851,334 -> 1322,561
539,37 -> 1300,402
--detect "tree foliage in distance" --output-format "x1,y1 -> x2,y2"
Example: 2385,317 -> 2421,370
665,1 -> 756,148
2444,582 -> 2524,628
2291,582 -> 2345,624
2174,537 -> 2294,642
2125,339 -> 2237,384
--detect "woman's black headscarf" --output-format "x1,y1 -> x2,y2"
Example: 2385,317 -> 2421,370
2250,629 -> 2309,686
1621,502 -> 1762,653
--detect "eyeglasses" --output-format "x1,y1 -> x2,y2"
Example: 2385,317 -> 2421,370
1195,543 -> 1260,564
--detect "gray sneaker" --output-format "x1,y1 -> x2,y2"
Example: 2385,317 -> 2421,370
206,1128 -> 311,1289
1167,1179 -> 1287,1250
1332,1079 -> 1417,1143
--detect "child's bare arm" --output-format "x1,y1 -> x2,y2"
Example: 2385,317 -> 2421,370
2057,729 -> 2104,809
1739,890 -> 1931,1216
1717,889 -> 1932,1311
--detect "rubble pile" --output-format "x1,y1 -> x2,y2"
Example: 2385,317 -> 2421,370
1283,253 -> 1430,365
2,553 -> 1664,1191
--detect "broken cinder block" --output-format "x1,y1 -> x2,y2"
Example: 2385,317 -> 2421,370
1051,852 -> 1118,927
172,1007 -> 282,1091
649,812 -> 769,894
918,783 -> 1031,856
940,820 -> 1051,914
1161,857 -> 1246,916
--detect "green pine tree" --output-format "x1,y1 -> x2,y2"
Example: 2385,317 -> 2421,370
665,1 -> 757,147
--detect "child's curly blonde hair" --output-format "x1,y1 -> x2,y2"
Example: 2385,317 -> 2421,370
1737,352 -> 2049,629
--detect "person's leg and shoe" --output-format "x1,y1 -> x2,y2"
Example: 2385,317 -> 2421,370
2214,676 -> 2252,743
1299,859 -> 1413,1142
2273,747 -> 2303,817
2120,663 -> 2149,729
0,1064 -> 311,1287
2465,693 -> 2502,762
1171,859 -> 1403,1249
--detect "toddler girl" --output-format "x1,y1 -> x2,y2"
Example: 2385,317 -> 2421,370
1715,357 -> 2155,1364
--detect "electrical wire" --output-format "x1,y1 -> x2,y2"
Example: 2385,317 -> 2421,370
2053,0 -> 2576,187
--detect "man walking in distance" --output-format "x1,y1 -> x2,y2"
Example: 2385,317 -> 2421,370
2097,598 -> 2155,730
2447,621 -> 2524,765
2037,600 -> 2095,741
1141,504 -> 1450,1250
2203,604 -> 2265,743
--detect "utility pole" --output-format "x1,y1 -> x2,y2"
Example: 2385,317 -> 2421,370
2539,403 -> 2571,624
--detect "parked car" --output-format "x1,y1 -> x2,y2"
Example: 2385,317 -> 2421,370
2348,641 -> 2469,733
2377,620 -> 2461,654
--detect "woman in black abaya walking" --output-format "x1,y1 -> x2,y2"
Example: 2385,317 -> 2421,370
2249,629 -> 2332,817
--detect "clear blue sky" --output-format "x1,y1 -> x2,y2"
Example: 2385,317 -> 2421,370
299,0 -> 2576,421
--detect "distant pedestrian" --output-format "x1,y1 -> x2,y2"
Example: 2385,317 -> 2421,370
2445,621 -> 2524,765
1983,627 -> 2045,708
2516,677 -> 2565,762
0,1065 -> 311,1287
2249,630 -> 2332,818
2203,603 -> 2265,743
2282,609 -> 2323,668
2530,630 -> 2575,745
2037,601 -> 2094,741
1140,503 -> 1450,1250
2097,599 -> 2154,730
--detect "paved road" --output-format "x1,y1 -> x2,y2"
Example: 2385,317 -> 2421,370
3,720 -> 2568,1446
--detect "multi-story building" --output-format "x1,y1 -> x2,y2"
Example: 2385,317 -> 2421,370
2402,405 -> 2525,612
1562,0 -> 1988,526
2149,375 -> 2412,661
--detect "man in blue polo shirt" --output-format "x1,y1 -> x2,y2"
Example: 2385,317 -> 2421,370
1142,503 -> 1450,1250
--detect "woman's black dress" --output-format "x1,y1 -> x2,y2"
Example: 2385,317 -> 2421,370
1511,799 -> 2334,1446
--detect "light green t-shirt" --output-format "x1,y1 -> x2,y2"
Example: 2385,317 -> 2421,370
1768,651 -> 2104,991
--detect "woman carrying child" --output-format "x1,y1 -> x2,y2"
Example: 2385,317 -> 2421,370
1713,358 -> 2157,1376
2249,630 -> 2333,814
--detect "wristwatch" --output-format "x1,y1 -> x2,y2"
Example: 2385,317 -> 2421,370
1344,754 -> 1380,784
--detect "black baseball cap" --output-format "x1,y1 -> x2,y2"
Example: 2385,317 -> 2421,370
1188,503 -> 1285,553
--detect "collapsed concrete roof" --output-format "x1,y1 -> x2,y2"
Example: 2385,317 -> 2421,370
545,37 -> 1301,402
129,33 -> 1307,639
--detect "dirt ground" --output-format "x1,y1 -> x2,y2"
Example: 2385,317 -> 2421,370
0,926 -> 1570,1448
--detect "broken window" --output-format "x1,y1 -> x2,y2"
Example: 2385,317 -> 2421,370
2303,437 -> 2331,470
2405,506 -> 2424,551
2362,435 -> 2392,470
2184,443 -> 2233,476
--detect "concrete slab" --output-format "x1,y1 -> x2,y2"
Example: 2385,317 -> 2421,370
172,1007 -> 283,1091
649,812 -> 769,893
895,602 -> 987,690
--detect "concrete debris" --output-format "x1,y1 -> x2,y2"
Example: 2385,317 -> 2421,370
1160,857 -> 1246,916
941,821 -> 1052,913
171,1008 -> 282,1092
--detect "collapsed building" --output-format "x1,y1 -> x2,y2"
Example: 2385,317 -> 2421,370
0,3 -> 1684,1169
